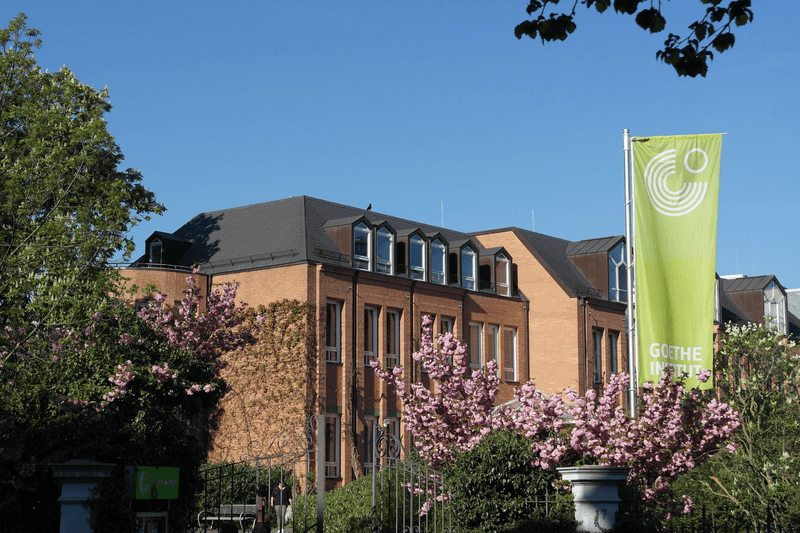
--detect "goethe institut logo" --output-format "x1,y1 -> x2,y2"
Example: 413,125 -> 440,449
642,147 -> 711,217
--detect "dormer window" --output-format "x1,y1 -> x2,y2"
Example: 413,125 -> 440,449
461,246 -> 476,290
376,227 -> 394,274
764,281 -> 787,334
608,242 -> 627,302
354,223 -> 371,271
431,239 -> 446,285
149,239 -> 162,265
409,235 -> 425,280
496,254 -> 510,296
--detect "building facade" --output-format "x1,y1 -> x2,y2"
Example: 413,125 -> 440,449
121,196 -> 539,488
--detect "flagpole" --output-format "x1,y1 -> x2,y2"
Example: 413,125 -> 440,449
623,129 -> 637,418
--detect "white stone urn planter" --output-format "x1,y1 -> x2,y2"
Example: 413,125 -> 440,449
557,465 -> 631,533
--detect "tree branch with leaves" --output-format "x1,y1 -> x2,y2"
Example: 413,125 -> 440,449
514,0 -> 754,77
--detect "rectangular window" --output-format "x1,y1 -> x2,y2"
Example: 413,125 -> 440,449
325,414 -> 340,478
609,331 -> 619,374
431,240 -> 446,284
440,317 -> 454,369
326,301 -> 341,363
496,256 -> 510,296
461,248 -> 476,290
503,327 -> 517,382
487,325 -> 499,376
149,239 -> 162,264
469,322 -> 483,371
376,228 -> 393,274
364,307 -> 379,366
354,223 -> 371,271
386,310 -> 400,369
441,317 -> 454,335
593,329 -> 603,384
608,243 -> 627,303
410,235 -> 425,280
363,416 -> 377,474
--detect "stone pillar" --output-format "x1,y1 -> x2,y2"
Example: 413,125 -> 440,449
557,465 -> 631,533
50,460 -> 115,533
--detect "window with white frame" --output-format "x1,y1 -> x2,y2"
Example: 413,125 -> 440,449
325,414 -> 340,478
496,254 -> 510,296
364,306 -> 379,366
441,317 -> 454,368
764,281 -> 787,334
376,227 -> 394,274
409,235 -> 425,280
431,239 -> 446,285
386,310 -> 400,368
363,416 -> 377,474
354,223 -> 371,271
440,317 -> 454,335
503,327 -> 517,381
487,325 -> 499,376
608,242 -> 627,302
609,331 -> 619,374
469,322 -> 483,371
461,247 -> 476,290
149,239 -> 162,264
326,301 -> 341,363
593,329 -> 603,383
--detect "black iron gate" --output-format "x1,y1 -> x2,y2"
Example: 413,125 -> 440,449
371,422 -> 452,533
196,415 -> 325,533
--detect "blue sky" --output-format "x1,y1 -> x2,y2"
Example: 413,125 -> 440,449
9,2 -> 800,288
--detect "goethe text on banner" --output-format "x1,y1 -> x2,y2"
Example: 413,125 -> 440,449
633,134 -> 721,390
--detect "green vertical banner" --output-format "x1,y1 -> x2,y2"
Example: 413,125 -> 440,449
633,134 -> 722,390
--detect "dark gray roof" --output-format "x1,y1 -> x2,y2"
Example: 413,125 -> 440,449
721,275 -> 783,293
565,236 -> 623,256
134,196 -> 485,275
477,227 -> 606,299
148,231 -> 193,243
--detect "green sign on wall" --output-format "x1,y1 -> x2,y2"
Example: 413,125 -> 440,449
134,466 -> 179,500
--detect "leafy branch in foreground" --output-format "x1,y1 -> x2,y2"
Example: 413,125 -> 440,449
514,0 -> 754,77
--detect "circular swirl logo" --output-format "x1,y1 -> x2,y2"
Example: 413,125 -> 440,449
643,148 -> 709,217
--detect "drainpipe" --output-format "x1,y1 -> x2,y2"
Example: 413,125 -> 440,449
521,295 -> 530,383
581,298 -> 587,396
409,280 -> 417,383
351,270 -> 359,478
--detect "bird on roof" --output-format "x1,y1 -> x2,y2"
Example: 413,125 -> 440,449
366,204 -> 372,211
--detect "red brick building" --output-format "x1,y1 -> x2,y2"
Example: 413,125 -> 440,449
120,196 -> 645,486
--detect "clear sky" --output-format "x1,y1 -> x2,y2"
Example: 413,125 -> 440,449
8,2 -> 800,288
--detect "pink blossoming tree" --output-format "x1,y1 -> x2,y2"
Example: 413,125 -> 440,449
372,315 -> 740,510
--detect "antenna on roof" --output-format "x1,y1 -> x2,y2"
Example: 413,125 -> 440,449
532,209 -> 534,232
441,201 -> 444,227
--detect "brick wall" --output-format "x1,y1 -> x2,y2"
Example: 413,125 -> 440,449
118,268 -> 207,311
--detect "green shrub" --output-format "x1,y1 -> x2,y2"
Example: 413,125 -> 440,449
443,430 -> 577,533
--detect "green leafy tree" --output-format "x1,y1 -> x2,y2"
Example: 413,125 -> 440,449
0,13 -> 163,361
514,1 -> 754,77
668,323 -> 799,530
0,15 -> 256,532
705,323 -> 799,529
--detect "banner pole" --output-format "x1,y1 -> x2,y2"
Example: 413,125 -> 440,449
623,129 -> 637,418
